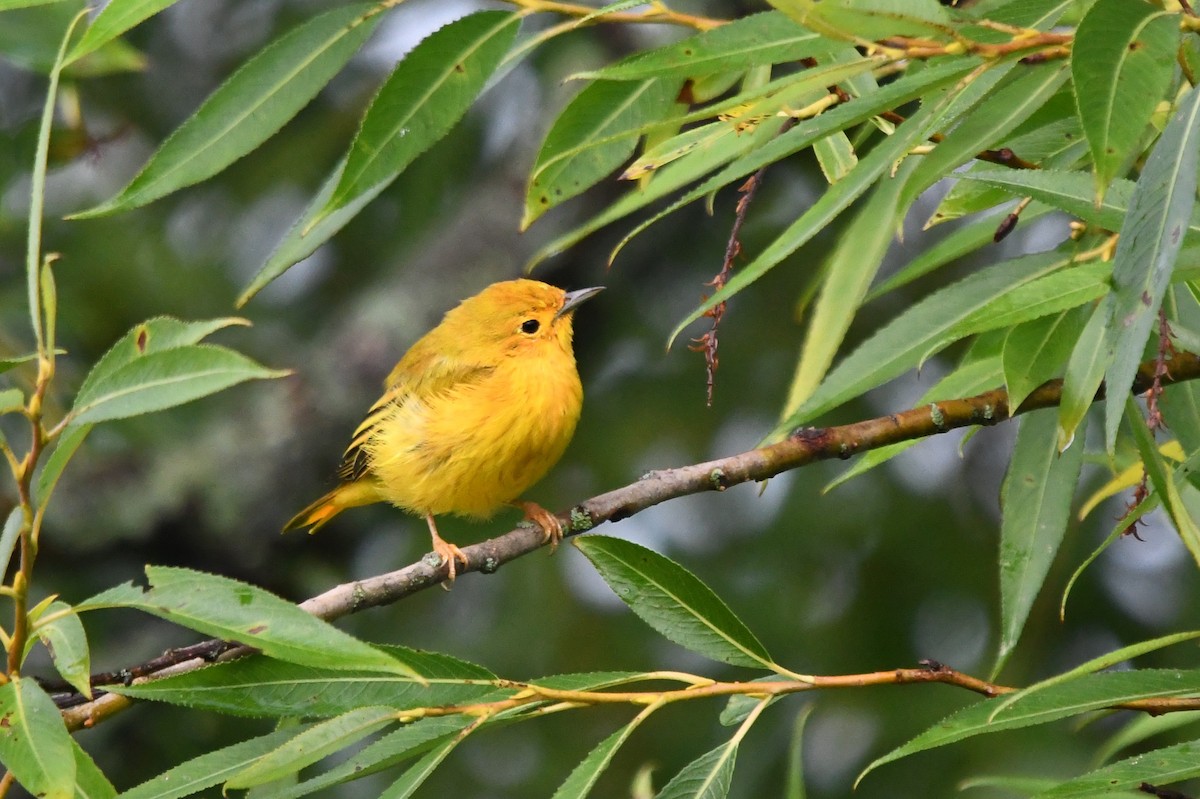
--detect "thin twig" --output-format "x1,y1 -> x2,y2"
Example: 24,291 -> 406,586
1145,308 -> 1175,433
62,657 -> 1200,733
1123,309 -> 1176,538
690,162 -> 771,406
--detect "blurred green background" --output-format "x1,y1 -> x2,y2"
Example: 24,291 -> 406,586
3,1 -> 1200,796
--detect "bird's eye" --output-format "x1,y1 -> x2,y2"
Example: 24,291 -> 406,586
520,319 -> 540,334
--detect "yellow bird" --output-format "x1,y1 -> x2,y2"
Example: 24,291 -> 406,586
285,279 -> 602,580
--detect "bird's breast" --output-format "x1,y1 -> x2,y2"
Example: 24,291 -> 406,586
365,352 -> 583,518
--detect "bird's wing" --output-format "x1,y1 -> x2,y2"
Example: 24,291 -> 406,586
337,346 -> 495,482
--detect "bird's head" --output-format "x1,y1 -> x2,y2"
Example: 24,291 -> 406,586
454,279 -> 603,358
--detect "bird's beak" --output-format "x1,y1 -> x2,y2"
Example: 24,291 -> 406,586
556,286 -> 604,319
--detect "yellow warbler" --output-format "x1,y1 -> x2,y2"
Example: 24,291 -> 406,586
285,279 -> 602,580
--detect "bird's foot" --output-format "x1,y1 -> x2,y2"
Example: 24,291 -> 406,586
428,526 -> 468,584
517,501 -> 564,553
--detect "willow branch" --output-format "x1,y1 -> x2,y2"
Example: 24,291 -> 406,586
63,659 -> 1200,732
54,349 -> 1200,728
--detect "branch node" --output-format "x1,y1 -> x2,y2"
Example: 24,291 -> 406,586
569,506 -> 595,532
708,468 -> 728,491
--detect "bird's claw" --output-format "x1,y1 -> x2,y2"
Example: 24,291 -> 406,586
432,536 -> 468,584
518,501 -> 564,553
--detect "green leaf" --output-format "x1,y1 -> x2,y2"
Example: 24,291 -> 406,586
1096,711 -> 1200,765
1056,298 -> 1109,450
938,259 -> 1111,347
612,118 -> 771,192
524,77 -> 681,228
39,254 -> 56,357
1103,86 -> 1200,450
26,2 -> 83,354
654,738 -> 739,799
995,409 -> 1086,674
619,58 -> 881,182
65,0 -> 181,64
118,726 -> 315,799
260,718 -> 472,799
959,168 -> 1200,238
1061,492 -> 1158,619
225,707 -> 399,790
901,62 -> 1071,211
108,650 -> 500,717
777,250 -> 1072,433
1161,379 -> 1200,490
53,317 -> 249,481
858,670 -> 1200,784
377,734 -> 463,799
71,739 -> 116,799
582,11 -> 837,81
80,566 -> 421,678
574,535 -> 774,669
532,671 -> 647,691
528,57 -> 976,270
959,775 -> 1060,794
70,4 -> 384,217
35,600 -> 91,698
0,352 -> 41,377
927,87 -> 1084,227
772,0 -> 952,40
34,422 -> 91,507
720,676 -> 787,726
68,344 -> 288,425
812,129 -> 857,183
1129,396 -> 1200,566
0,0 -> 72,9
992,629 -> 1200,720
319,11 -> 520,223
782,158 -> 915,419
1071,0 -> 1179,202
785,704 -> 813,799
236,157 -> 368,307
667,65 -> 983,349
0,508 -> 21,586
1036,738 -> 1200,798
869,204 -> 1050,300
0,387 -> 19,417
73,316 -> 253,401
552,718 -> 647,799
1002,306 -> 1089,412
0,676 -> 75,799
574,0 -> 650,24
824,356 -> 1004,490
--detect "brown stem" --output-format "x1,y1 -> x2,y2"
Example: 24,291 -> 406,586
48,349 -> 1200,727
690,140 -> 780,406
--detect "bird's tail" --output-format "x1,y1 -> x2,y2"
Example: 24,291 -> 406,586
283,480 -> 382,534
